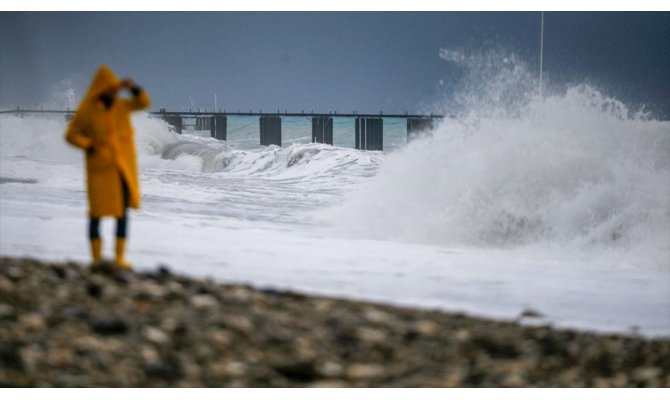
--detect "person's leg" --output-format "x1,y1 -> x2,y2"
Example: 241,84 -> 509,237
115,176 -> 132,269
116,213 -> 128,238
89,217 -> 102,263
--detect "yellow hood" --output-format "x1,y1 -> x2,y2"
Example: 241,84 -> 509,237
84,65 -> 121,100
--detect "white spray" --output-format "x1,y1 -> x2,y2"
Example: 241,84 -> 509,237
323,49 -> 670,270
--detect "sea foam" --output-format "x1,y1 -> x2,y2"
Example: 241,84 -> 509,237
322,49 -> 670,269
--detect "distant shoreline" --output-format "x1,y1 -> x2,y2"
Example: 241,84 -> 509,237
1,256 -> 668,387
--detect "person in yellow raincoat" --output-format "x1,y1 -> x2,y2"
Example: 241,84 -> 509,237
65,66 -> 150,269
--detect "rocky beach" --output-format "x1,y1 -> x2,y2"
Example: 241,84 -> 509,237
0,256 -> 668,387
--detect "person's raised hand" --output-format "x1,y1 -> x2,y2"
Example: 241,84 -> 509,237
120,78 -> 136,88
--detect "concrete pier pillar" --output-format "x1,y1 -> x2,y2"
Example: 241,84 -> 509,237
312,117 -> 333,145
407,117 -> 434,141
355,118 -> 362,149
355,117 -> 383,151
260,116 -> 281,146
211,115 -> 227,140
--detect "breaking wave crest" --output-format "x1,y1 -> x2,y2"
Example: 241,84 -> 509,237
323,49 -> 670,269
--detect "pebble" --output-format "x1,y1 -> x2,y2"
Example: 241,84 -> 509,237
309,379 -> 348,388
209,330 -> 232,346
19,313 -> 45,331
0,303 -> 14,319
413,320 -> 439,336
230,287 -> 252,302
441,368 -> 466,387
144,360 -> 181,381
313,299 -> 335,313
74,335 -> 103,352
19,346 -> 41,373
166,281 -> 184,295
190,294 -> 218,309
225,315 -> 253,334
318,361 -> 344,378
273,360 -> 318,382
47,347 -> 74,367
143,327 -> 170,345
141,346 -> 160,365
611,373 -> 629,387
0,276 -> 14,292
0,343 -> 24,371
212,361 -> 247,377
455,329 -> 471,342
634,367 -> 660,383
91,319 -> 128,335
160,317 -> 179,333
50,265 -> 67,280
55,286 -> 72,301
180,358 -> 201,382
62,306 -> 89,320
356,327 -> 387,343
156,264 -> 172,277
294,337 -> 316,359
136,281 -> 167,299
4,266 -> 23,280
363,308 -> 392,324
501,372 -> 524,387
86,281 -> 103,298
346,364 -> 385,380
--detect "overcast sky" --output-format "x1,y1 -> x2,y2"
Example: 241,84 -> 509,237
1,12 -> 668,117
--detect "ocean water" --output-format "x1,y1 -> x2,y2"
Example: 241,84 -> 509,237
1,50 -> 669,336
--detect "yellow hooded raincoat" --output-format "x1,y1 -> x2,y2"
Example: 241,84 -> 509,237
65,66 -> 151,218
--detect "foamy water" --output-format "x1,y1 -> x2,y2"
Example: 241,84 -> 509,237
322,85 -> 670,270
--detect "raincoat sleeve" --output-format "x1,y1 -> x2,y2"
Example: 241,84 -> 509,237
65,114 -> 92,150
124,85 -> 151,111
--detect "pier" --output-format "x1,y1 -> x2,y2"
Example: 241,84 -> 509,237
1,108 -> 444,151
